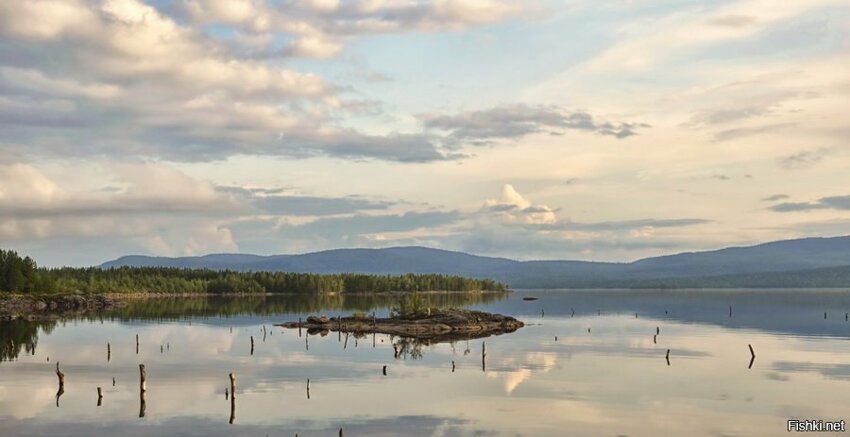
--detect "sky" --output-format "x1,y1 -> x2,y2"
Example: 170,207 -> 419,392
0,0 -> 848,267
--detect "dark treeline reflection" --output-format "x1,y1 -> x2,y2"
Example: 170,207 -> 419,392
0,292 -> 509,361
0,319 -> 56,362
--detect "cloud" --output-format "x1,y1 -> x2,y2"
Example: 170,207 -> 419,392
777,147 -> 834,169
423,104 -> 647,144
0,0 -> 469,164
770,195 -> 850,212
482,184 -> 557,224
220,185 -> 395,216
762,194 -> 789,202
548,218 -> 712,232
173,0 -> 530,59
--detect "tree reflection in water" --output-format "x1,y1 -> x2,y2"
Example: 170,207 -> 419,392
0,291 -> 508,361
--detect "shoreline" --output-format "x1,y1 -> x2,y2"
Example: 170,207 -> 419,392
0,290 -> 508,321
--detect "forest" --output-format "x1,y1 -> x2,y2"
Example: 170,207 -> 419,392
0,249 -> 508,294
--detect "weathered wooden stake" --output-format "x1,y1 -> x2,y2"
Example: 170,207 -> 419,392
139,364 -> 147,392
97,387 -> 103,406
824,312 -> 827,319
653,334 -> 657,344
729,305 -> 732,318
656,326 -> 660,335
482,341 -> 486,372
112,377 -> 116,386
250,336 -> 255,355
107,342 -> 111,362
298,317 -> 302,337
55,362 -> 65,406
665,349 -> 671,366
555,336 -> 558,342
136,334 -> 139,355
139,364 -> 147,418
225,388 -> 229,400
452,360 -> 456,372
382,365 -> 387,376
339,427 -> 344,437
229,373 -> 236,398
306,379 -> 310,399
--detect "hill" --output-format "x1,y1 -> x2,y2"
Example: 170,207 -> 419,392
101,236 -> 850,289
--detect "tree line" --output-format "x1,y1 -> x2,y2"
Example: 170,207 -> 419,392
0,249 -> 508,294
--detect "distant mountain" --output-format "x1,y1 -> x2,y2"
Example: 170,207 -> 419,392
101,236 -> 850,289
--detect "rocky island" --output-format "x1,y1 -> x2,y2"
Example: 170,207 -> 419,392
275,308 -> 524,342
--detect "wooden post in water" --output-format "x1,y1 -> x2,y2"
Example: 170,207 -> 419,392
339,427 -> 343,437
136,334 -> 139,355
229,373 -> 236,424
298,317 -> 302,337
665,349 -> 670,366
656,327 -> 660,335
306,379 -> 310,399
653,334 -> 657,344
748,344 -> 756,369
97,387 -> 103,406
452,360 -> 456,372
112,377 -> 116,386
139,364 -> 147,392
139,364 -> 147,418
729,305 -> 732,318
382,365 -> 387,376
482,341 -> 486,372
107,342 -> 111,362
263,325 -> 267,342
824,312 -> 827,320
55,362 -> 65,406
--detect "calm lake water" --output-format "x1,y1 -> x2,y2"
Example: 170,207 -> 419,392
2,289 -> 850,436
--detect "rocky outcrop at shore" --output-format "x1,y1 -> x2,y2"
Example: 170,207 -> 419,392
276,308 -> 524,342
0,294 -> 125,321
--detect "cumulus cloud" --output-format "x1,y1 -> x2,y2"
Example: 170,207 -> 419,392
482,184 -> 557,224
0,0 -> 466,163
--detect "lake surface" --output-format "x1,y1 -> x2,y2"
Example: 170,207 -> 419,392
2,289 -> 850,436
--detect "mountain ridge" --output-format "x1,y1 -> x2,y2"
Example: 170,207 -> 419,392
101,236 -> 850,289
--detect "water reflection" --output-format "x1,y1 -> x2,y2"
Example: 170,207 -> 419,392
1,289 -> 850,436
0,319 -> 55,362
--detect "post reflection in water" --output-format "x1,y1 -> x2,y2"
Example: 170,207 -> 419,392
2,290 -> 850,436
